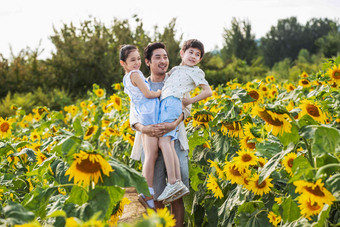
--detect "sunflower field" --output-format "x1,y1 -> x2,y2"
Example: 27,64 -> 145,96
0,56 -> 340,226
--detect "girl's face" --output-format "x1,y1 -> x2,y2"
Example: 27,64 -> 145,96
180,47 -> 202,67
121,50 -> 141,72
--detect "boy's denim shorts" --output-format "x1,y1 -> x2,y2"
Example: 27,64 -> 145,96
141,139 -> 189,200
158,96 -> 182,139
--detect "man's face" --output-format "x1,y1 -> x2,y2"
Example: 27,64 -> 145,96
146,48 -> 169,75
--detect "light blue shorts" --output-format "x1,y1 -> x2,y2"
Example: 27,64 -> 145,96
158,96 -> 182,139
135,97 -> 159,126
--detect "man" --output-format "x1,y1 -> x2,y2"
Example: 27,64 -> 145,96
129,42 -> 190,227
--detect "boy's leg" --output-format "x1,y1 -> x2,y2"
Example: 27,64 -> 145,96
171,140 -> 181,181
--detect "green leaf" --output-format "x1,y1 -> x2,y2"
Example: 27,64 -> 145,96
66,185 -> 88,205
278,123 -> 300,147
312,126 -> 340,157
51,159 -> 72,184
325,173 -> 340,196
316,163 -> 340,179
99,159 -> 149,196
2,201 -> 35,225
87,188 -> 111,220
231,89 -> 256,103
188,130 -> 206,156
213,131 -> 232,159
23,186 -> 58,219
0,142 -> 16,155
189,165 -> 205,191
281,196 -> 300,223
259,143 -> 294,184
289,155 -> 313,183
313,204 -> 331,227
239,210 -> 271,227
99,186 -> 125,220
61,136 -> 82,160
256,139 -> 283,159
73,117 -> 84,137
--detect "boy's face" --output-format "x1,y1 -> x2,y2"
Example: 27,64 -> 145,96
180,47 -> 202,67
146,48 -> 169,76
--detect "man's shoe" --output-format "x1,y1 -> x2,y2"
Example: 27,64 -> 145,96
138,194 -> 155,210
163,184 -> 189,205
157,181 -> 184,201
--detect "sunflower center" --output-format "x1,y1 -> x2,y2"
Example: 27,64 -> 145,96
1,122 -> 10,132
256,180 -> 267,189
289,86 -> 295,91
223,122 -> 241,130
248,91 -> 259,101
86,127 -> 95,136
259,110 -> 283,126
76,159 -> 101,173
304,186 -> 325,197
242,154 -> 252,162
333,71 -> 340,79
307,201 -> 321,211
288,159 -> 294,168
306,104 -> 320,117
246,137 -> 256,149
114,98 -> 121,106
302,80 -> 309,85
230,166 -> 242,176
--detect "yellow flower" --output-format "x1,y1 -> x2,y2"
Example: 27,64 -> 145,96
300,71 -> 309,78
123,133 -> 135,146
298,99 -> 327,124
110,94 -> 122,111
206,174 -> 224,199
108,197 -> 131,226
232,150 -> 258,169
248,173 -> 273,196
285,83 -> 296,92
84,125 -> 98,140
142,208 -> 176,227
30,131 -> 41,142
298,79 -> 311,88
35,150 -> 47,165
65,150 -> 113,187
293,179 -> 335,205
326,64 -> 340,85
297,196 -> 323,219
257,157 -> 267,168
282,153 -> 297,176
208,160 -> 224,179
254,106 -> 292,136
95,88 -> 105,97
0,117 -> 11,138
265,75 -> 275,83
259,84 -> 270,97
58,187 -> 67,195
0,188 -> 3,200
113,83 -> 121,90
267,211 -> 282,227
239,136 -> 256,150
192,111 -> 214,128
224,162 -> 250,185
274,197 -> 283,205
220,121 -> 244,138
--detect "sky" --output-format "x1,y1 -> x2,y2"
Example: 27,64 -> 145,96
1,0 -> 340,59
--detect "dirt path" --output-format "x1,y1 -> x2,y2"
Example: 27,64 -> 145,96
118,187 -> 146,225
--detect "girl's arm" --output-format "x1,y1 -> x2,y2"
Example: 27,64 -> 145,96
130,72 -> 161,98
182,84 -> 212,107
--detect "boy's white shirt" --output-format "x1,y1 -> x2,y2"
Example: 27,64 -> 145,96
129,74 -> 191,160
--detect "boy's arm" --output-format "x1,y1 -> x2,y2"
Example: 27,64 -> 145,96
182,84 -> 213,107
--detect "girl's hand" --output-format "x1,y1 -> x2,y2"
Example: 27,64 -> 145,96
155,89 -> 162,97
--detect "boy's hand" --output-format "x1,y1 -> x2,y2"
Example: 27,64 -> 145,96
182,97 -> 192,107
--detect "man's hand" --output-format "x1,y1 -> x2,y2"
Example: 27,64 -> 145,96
139,124 -> 166,137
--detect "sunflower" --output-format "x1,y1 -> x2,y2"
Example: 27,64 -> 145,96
94,88 -> 105,98
293,179 -> 335,205
0,117 -> 11,138
224,162 -> 250,185
35,150 -> 47,165
298,99 -> 327,123
282,152 -> 297,176
298,79 -> 311,88
208,160 -> 224,179
206,174 -> 224,199
30,131 -> 41,142
65,150 -> 113,187
0,189 -> 3,200
110,94 -> 122,111
257,157 -> 267,168
285,83 -> 296,92
109,197 -> 131,226
265,75 -> 275,83
248,173 -> 273,196
243,89 -> 263,112
300,72 -> 309,78
105,127 -> 120,137
267,211 -> 282,227
220,121 -> 244,138
254,106 -> 292,136
84,125 -> 98,140
297,197 -> 323,219
232,150 -> 258,169
239,136 -> 256,150
259,84 -> 270,97
142,208 -> 176,227
123,133 -> 135,146
113,83 -> 121,90
192,111 -> 214,128
326,64 -> 340,85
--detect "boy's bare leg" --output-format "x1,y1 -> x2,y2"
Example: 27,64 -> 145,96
171,140 -> 181,181
158,136 -> 176,184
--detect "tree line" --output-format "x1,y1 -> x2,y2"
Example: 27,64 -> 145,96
0,16 -> 339,114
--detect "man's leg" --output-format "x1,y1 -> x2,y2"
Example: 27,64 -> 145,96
171,198 -> 185,227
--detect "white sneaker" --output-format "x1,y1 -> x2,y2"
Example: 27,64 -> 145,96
157,180 -> 185,201
163,183 -> 190,205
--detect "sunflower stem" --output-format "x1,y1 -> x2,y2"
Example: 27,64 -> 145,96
303,137 -> 314,168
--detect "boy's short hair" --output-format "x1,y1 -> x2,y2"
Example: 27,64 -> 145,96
181,39 -> 205,59
144,42 -> 168,62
